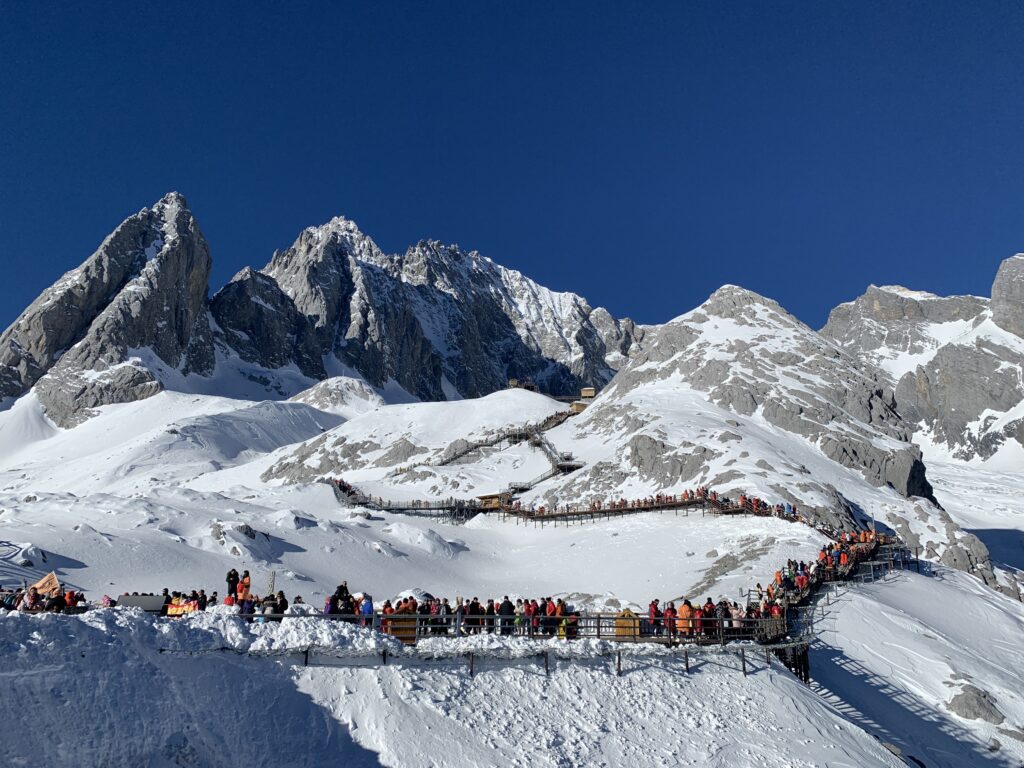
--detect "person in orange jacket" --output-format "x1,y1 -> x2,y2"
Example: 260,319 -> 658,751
677,600 -> 693,637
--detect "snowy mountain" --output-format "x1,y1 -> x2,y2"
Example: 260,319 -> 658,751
822,257 -> 1024,465
256,216 -> 644,400
0,194 -> 644,426
4,197 -> 1024,766
0,193 -> 216,427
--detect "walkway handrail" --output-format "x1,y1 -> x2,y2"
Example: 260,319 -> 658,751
201,610 -> 789,647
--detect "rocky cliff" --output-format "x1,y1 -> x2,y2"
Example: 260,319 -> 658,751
823,261 -> 1024,462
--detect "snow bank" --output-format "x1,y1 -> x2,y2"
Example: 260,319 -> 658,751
0,608 -> 379,768
250,616 -> 403,654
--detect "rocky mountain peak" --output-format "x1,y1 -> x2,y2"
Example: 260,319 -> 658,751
602,283 -> 932,500
824,258 -> 1024,463
0,193 -> 215,425
0,193 -> 211,408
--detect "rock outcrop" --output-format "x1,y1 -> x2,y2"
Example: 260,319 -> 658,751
210,267 -> 324,379
992,254 -> 1024,339
261,219 -> 646,399
0,197 -> 646,424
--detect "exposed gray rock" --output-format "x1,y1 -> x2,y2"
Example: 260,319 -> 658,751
895,339 -> 1024,460
23,194 -> 215,426
626,434 -> 720,486
603,285 -> 933,501
992,254 -> 1024,339
0,193 -> 212,414
3,198 -> 648,425
210,267 -> 324,378
263,222 -> 647,399
823,265 -> 1024,462
947,684 -> 1005,725
822,285 -> 987,382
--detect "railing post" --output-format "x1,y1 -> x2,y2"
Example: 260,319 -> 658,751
544,652 -> 550,676
741,649 -> 747,677
616,651 -> 621,677
382,649 -> 388,665
684,649 -> 690,673
469,652 -> 475,677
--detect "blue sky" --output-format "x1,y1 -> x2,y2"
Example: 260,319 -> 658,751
2,2 -> 1024,329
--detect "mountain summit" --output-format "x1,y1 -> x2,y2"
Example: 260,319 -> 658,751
1,194 -> 643,425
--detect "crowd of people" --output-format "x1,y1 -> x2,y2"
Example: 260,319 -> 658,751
506,486 -> 804,521
377,595 -> 582,637
0,585 -> 83,613
1,491 -> 886,653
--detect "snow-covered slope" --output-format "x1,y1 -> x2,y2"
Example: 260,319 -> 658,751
0,392 -> 341,494
0,608 -> 905,768
262,388 -> 566,486
541,285 -> 932,507
814,568 -> 1024,767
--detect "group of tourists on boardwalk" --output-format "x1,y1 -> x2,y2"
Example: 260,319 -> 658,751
0,584 -> 83,613
506,486 -> 803,521
2,478 -> 888,656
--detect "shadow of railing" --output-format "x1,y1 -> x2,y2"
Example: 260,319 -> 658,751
810,642 -> 1008,767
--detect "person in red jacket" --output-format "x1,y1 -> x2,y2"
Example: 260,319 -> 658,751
648,600 -> 663,636
663,602 -> 677,639
545,598 -> 557,636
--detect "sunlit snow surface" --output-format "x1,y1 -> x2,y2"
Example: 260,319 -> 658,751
1,388 -> 1023,766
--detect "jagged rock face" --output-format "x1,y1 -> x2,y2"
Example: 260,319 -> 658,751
0,193 -> 207,401
1,198 -> 643,426
19,194 -> 215,426
210,268 -> 324,379
894,332 -> 1024,460
992,254 -> 1024,339
263,221 -> 644,399
825,268 -> 1024,462
597,286 -> 934,500
821,285 -> 988,381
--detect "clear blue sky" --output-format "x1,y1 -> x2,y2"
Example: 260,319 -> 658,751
2,2 -> 1024,330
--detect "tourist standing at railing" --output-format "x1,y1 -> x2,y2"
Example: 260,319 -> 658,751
664,602 -> 677,638
648,600 -> 662,636
498,596 -> 515,635
226,569 -> 239,600
542,598 -> 555,635
453,597 -> 464,635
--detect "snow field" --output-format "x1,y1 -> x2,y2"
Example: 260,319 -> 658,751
0,605 -> 902,768
812,569 -> 1024,768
